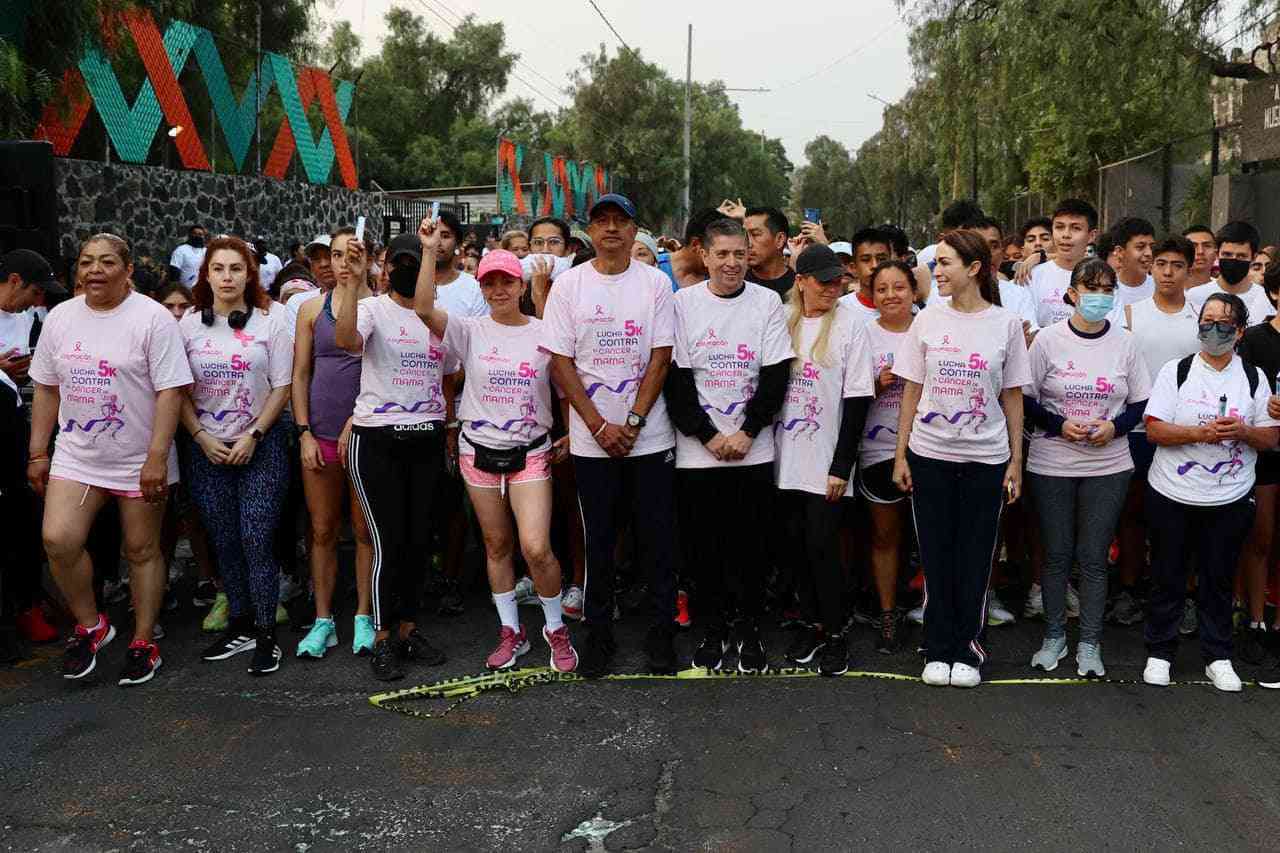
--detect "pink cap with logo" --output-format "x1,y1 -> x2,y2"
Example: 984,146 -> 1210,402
477,249 -> 522,283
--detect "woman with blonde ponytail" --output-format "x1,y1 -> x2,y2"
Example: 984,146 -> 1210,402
774,244 -> 874,676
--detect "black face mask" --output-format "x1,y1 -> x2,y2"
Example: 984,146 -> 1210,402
188,235 -> 205,249
999,260 -> 1017,279
1219,258 -> 1251,286
389,265 -> 419,297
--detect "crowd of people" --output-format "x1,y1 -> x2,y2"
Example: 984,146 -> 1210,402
6,189 -> 1280,694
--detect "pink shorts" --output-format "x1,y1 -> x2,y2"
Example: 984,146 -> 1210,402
459,450 -> 552,489
315,436 -> 341,466
50,475 -> 144,499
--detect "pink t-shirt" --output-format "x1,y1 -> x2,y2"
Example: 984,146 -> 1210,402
443,315 -> 554,451
1025,320 -> 1152,477
774,304 -> 874,495
30,292 -> 193,491
352,294 -> 457,427
860,321 -> 909,467
893,302 -> 1032,465
540,259 -> 676,459
180,308 -> 293,441
673,282 -> 795,469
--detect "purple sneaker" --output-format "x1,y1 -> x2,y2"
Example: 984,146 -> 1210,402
485,625 -> 529,670
543,624 -> 578,673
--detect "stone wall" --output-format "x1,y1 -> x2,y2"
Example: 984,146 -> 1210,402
56,158 -> 383,265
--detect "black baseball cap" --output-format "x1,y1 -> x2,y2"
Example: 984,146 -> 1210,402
0,249 -> 66,295
387,233 -> 422,266
795,244 -> 845,283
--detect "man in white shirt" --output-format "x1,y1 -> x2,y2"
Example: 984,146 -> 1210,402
284,235 -> 337,335
1186,221 -> 1271,327
0,249 -> 66,388
1182,224 -> 1217,290
1028,198 -> 1099,329
168,224 -> 207,286
430,210 -> 489,318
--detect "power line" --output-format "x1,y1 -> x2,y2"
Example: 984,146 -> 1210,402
587,0 -> 633,53
421,0 -> 568,98
774,20 -> 897,90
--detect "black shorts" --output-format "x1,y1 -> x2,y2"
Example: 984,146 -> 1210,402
858,459 -> 906,505
1258,451 -> 1280,487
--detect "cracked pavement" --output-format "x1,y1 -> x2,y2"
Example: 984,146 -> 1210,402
4,591 -> 1280,851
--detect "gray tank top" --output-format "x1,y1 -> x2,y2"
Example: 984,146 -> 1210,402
309,291 -> 362,440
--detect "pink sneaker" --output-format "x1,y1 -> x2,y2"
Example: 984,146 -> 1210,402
485,625 -> 529,670
543,624 -> 578,673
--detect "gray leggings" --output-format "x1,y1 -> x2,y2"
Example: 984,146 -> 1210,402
1027,469 -> 1132,643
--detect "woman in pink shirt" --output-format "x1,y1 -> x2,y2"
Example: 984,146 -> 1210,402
414,232 -> 577,673
179,236 -> 294,676
892,229 -> 1031,689
28,233 -> 193,687
1023,257 -> 1150,678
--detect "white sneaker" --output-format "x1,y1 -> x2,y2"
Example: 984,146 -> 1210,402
1205,659 -> 1242,693
986,593 -> 1016,627
1030,636 -> 1068,671
1065,584 -> 1081,619
921,661 -> 951,686
514,575 -> 538,606
1023,583 -> 1044,619
907,604 -> 925,625
950,662 -> 981,688
1142,657 -> 1171,687
561,585 -> 584,621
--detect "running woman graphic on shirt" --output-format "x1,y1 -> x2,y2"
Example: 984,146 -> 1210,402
1175,397 -> 1247,483
920,337 -> 992,433
778,360 -> 825,439
468,344 -> 543,437
61,343 -> 130,442
864,351 -> 902,444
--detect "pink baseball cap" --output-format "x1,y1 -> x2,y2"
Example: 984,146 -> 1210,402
476,249 -> 522,283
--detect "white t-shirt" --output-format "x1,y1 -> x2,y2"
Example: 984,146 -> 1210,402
0,308 -> 36,355
540,259 -> 676,459
836,292 -> 880,327
1028,260 -> 1077,329
169,243 -> 206,287
352,294 -> 458,427
673,282 -> 794,469
893,302 -> 1032,465
443,315 -> 553,451
1123,297 -> 1200,433
1146,354 -> 1280,506
928,278 -> 1039,332
1186,281 -> 1272,328
180,308 -> 294,441
774,305 -> 874,495
436,271 -> 490,318
861,321 -> 909,467
1108,274 -> 1155,323
1024,320 -> 1151,478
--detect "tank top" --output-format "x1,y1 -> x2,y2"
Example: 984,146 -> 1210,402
1125,296 -> 1199,433
309,291 -> 362,440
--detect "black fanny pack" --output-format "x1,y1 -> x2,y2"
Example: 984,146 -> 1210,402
463,432 -> 548,474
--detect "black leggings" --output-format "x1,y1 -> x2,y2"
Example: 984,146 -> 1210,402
348,425 -> 444,631
781,489 -> 845,632
679,463 -> 773,632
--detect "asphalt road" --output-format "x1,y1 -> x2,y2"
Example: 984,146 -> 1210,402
4,585 -> 1280,852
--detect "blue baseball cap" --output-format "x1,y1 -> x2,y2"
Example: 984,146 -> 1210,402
588,193 -> 637,221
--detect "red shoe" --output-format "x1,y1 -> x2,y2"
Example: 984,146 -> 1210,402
17,605 -> 58,643
674,590 -> 692,629
62,614 -> 116,679
908,570 -> 925,593
1107,539 -> 1120,566
118,640 -> 162,686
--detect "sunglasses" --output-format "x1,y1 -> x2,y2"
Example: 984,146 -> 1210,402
1198,320 -> 1238,335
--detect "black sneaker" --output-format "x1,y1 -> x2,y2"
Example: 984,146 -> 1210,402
785,626 -> 825,664
398,628 -> 446,665
192,580 -> 218,608
876,610 -> 902,655
645,624 -> 677,674
370,638 -> 405,681
201,619 -> 256,661
1239,626 -> 1271,666
577,624 -> 616,679
736,625 -> 768,674
62,617 -> 116,679
117,640 -> 162,686
248,627 -> 282,676
818,632 -> 849,676
692,627 -> 729,671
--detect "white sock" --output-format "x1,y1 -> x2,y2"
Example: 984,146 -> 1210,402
540,593 -> 564,632
493,590 -> 519,630
1252,621 -> 1266,630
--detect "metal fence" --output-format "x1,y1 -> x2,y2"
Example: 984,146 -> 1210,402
1095,131 -> 1217,233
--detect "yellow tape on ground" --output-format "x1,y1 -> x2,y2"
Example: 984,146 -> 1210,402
367,666 -> 1250,719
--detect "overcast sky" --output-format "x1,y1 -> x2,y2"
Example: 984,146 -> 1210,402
327,0 -> 915,166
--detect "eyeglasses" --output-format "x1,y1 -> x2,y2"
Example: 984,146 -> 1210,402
530,237 -> 565,249
1198,320 -> 1238,335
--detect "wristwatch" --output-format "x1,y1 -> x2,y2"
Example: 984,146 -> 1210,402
626,411 -> 646,429
296,423 -> 311,437
251,428 -> 265,441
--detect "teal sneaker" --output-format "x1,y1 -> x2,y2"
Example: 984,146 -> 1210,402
296,618 -> 337,659
352,615 -> 375,656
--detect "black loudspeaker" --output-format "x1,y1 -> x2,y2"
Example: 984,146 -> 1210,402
0,140 -> 57,259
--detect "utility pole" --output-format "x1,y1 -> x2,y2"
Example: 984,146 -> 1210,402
682,24 -> 692,234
